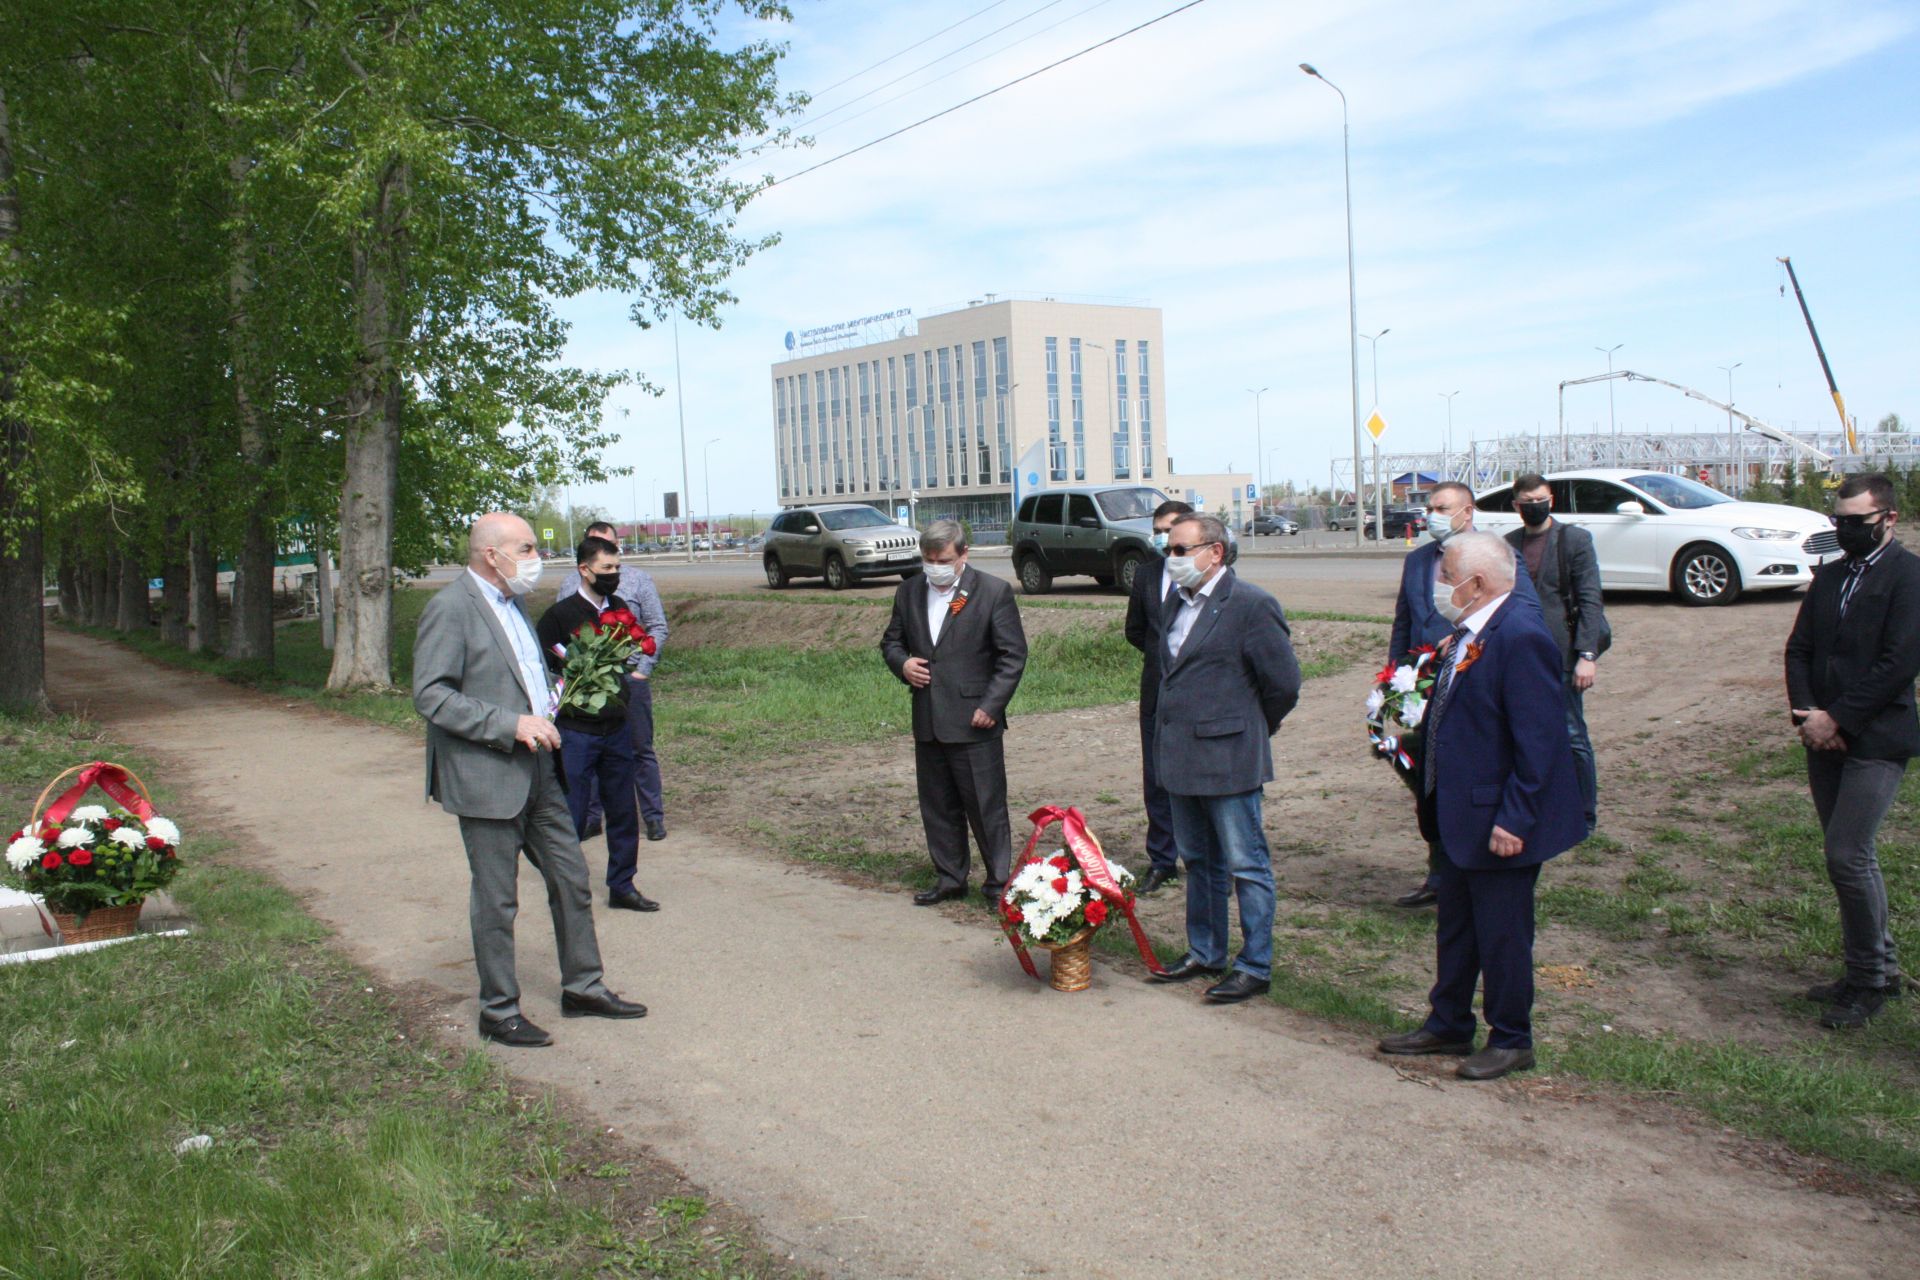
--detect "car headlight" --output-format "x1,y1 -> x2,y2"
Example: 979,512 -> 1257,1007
1732,527 -> 1799,541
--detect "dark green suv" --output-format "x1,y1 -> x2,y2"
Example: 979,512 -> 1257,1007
1009,486 -> 1169,595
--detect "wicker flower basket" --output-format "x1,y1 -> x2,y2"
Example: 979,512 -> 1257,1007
28,762 -> 156,946
1032,928 -> 1095,992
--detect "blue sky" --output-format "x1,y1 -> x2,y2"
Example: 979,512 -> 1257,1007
557,0 -> 1920,520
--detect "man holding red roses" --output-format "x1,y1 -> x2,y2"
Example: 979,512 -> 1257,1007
537,535 -> 660,914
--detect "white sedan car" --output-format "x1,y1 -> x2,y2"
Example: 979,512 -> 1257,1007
1473,469 -> 1837,605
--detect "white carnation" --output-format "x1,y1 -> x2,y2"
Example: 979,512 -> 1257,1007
144,816 -> 181,845
1389,666 -> 1420,694
69,805 -> 110,824
1365,688 -> 1387,716
57,827 -> 94,849
6,835 -> 44,871
1105,858 -> 1134,886
110,827 -> 147,849
1400,696 -> 1426,727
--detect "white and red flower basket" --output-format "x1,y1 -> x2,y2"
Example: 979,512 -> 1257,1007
4,761 -> 183,945
998,806 -> 1165,991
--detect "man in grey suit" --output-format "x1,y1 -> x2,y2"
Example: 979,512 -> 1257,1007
413,512 -> 647,1047
1147,513 -> 1302,1004
880,518 -> 1029,907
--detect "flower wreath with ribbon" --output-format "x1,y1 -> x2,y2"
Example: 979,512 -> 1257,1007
998,805 -> 1166,979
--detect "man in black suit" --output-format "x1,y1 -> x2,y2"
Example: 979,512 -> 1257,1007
1123,499 -> 1194,895
881,519 -> 1029,906
1785,472 -> 1920,1029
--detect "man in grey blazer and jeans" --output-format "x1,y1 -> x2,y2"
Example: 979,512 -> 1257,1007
413,512 -> 647,1047
1147,513 -> 1303,1004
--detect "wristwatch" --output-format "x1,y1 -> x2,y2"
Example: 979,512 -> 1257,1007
1577,651 -> 1597,662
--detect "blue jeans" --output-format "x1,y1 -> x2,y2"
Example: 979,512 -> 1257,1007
1167,788 -> 1275,980
559,725 -> 640,895
1564,671 -> 1597,836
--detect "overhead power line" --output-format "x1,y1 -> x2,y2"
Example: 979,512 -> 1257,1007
806,0 -> 1019,102
769,0 -> 1217,188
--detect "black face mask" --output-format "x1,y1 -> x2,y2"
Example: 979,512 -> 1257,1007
1517,500 -> 1551,528
590,571 -> 622,598
1835,519 -> 1887,559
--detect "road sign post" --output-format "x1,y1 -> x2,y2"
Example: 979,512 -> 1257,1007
1364,410 -> 1389,541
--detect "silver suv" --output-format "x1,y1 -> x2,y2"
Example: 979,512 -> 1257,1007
764,504 -> 922,590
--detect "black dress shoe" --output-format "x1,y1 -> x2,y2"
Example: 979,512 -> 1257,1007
1395,882 -> 1438,908
1149,956 -> 1224,984
646,819 -> 667,842
610,889 -> 660,912
1377,1028 -> 1474,1056
1204,971 -> 1271,1004
1140,866 -> 1179,896
913,886 -> 966,906
1805,973 -> 1903,1004
562,990 -> 648,1019
581,817 -> 604,840
981,885 -> 1005,907
1457,1046 -> 1536,1080
479,1014 -> 553,1048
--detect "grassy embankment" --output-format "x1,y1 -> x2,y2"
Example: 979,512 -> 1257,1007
0,712 -> 797,1278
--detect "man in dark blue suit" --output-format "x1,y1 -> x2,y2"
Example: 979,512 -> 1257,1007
1378,532 -> 1584,1080
1124,499 -> 1194,896
1388,482 -> 1539,908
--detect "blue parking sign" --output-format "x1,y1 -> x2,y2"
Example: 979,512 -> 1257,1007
1245,483 -> 1256,500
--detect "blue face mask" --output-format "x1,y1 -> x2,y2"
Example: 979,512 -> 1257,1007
1151,531 -> 1170,554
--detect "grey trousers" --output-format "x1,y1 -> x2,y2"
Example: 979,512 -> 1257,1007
457,751 -> 611,1020
1806,751 -> 1906,989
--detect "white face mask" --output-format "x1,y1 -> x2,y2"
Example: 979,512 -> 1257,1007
1427,510 -> 1467,544
923,561 -> 960,588
497,549 -> 542,596
1432,576 -> 1474,625
1166,553 -> 1208,591
1151,531 -> 1170,554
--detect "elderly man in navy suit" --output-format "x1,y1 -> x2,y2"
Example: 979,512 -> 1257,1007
1146,513 -> 1302,1005
1378,531 -> 1584,1079
1388,481 -> 1538,908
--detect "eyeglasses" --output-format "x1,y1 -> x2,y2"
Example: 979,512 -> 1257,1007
1833,510 -> 1892,530
1167,542 -> 1218,558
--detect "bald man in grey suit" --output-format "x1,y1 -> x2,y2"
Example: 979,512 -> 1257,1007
413,512 -> 646,1047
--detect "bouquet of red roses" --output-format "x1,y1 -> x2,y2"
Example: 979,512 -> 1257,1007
550,608 -> 656,717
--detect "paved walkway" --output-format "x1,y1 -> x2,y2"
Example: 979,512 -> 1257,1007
45,629 -> 1917,1278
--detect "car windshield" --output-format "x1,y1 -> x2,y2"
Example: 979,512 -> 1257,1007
1625,473 -> 1733,510
820,507 -> 893,531
1094,487 -> 1167,521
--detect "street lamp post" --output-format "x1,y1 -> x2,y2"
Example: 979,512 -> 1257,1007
1717,361 -> 1742,494
1360,329 -> 1389,408
1596,343 -> 1623,464
701,436 -> 721,560
1360,329 -> 1389,535
1439,390 -> 1460,480
1301,63 -> 1365,548
1247,387 -> 1268,520
675,319 -> 694,563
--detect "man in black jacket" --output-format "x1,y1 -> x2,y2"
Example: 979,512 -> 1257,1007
1505,474 -> 1609,836
537,535 -> 657,914
1785,472 -> 1920,1029
1123,499 -> 1193,895
880,519 -> 1029,906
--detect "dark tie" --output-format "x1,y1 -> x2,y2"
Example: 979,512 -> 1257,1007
1422,625 -> 1471,797
1840,558 -> 1870,618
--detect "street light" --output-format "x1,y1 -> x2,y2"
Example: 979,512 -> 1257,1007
1717,362 -> 1742,494
1438,390 -> 1460,479
701,436 -> 721,560
1247,387 -> 1269,517
1596,343 -> 1623,460
1360,329 -> 1389,408
1301,62 -> 1364,548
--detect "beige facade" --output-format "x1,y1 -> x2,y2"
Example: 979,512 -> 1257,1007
770,299 -> 1178,530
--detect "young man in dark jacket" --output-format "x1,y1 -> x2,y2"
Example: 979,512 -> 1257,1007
537,535 -> 658,913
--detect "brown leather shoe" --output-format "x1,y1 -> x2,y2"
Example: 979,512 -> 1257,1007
1456,1046 -> 1535,1080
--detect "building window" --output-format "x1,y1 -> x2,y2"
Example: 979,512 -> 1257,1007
1045,337 -> 1064,482
992,337 -> 1011,485
776,378 -> 790,498
922,351 -> 939,487
828,366 -> 844,494
971,340 -> 990,484
1113,338 -> 1131,479
1138,340 -> 1152,479
904,354 -> 922,488
885,355 -> 899,493
814,370 -> 829,497
938,347 -> 956,489
1070,338 -> 1086,481
799,380 -> 814,496
859,361 -> 873,495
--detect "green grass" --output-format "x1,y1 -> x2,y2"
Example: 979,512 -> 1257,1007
0,712 -> 793,1279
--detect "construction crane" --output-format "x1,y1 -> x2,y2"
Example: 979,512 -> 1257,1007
1558,369 -> 1835,468
1777,256 -> 1856,453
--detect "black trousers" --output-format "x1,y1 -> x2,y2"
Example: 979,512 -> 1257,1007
915,737 -> 1014,894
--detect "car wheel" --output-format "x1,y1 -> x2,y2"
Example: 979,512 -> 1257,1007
764,555 -> 790,589
823,554 -> 849,591
1017,555 -> 1053,595
1673,542 -> 1741,606
1116,551 -> 1145,595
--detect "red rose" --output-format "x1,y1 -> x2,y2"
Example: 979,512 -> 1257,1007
639,633 -> 657,657
41,851 -> 62,870
40,825 -> 58,842
69,848 -> 93,867
146,836 -> 168,851
1049,854 -> 1071,872
1050,876 -> 1069,894
102,818 -> 121,832
1085,900 -> 1108,926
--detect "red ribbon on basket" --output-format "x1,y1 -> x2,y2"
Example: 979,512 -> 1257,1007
999,805 -> 1167,981
41,761 -> 155,825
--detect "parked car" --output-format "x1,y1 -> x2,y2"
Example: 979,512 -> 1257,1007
1364,508 -> 1428,540
1010,485 -> 1236,595
763,503 -> 922,590
1326,507 -> 1372,533
1472,468 -> 1838,605
1245,514 -> 1300,536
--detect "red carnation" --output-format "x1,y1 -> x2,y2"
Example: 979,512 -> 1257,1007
41,851 -> 62,870
1049,854 -> 1071,872
1050,876 -> 1069,894
1085,900 -> 1108,927
1373,662 -> 1397,686
69,848 -> 93,867
102,818 -> 121,832
1002,902 -> 1021,925
40,825 -> 59,843
146,836 -> 168,851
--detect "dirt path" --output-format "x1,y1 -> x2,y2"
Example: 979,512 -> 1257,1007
45,627 -> 1917,1279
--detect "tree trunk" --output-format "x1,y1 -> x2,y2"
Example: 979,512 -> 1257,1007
116,546 -> 151,632
0,84 -> 49,714
328,158 -> 410,691
159,515 -> 188,645
88,552 -> 116,627
221,30 -> 274,664
187,524 -> 219,652
57,548 -> 80,621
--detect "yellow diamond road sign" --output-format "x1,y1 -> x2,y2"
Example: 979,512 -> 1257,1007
1364,410 -> 1388,441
